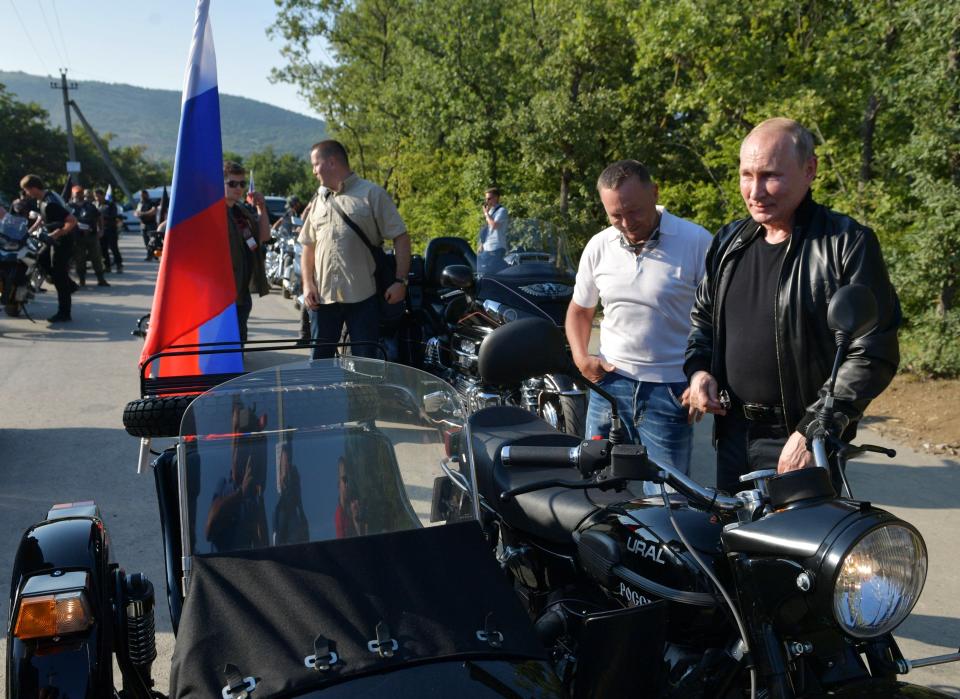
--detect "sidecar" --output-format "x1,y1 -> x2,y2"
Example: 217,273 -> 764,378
6,349 -> 564,698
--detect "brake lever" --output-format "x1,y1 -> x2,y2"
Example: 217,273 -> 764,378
499,476 -> 628,502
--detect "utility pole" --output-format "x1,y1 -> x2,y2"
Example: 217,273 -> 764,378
69,101 -> 134,202
51,69 -> 79,177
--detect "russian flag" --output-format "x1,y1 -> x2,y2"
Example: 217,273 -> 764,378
140,0 -> 242,378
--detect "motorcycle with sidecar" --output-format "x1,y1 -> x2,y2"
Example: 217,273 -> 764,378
6,342 -> 564,698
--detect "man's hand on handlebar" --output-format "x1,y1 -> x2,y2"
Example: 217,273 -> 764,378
777,431 -> 813,474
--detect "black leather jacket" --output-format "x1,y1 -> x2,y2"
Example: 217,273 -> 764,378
684,193 -> 901,435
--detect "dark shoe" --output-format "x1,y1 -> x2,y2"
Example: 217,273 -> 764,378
69,280 -> 80,293
78,278 -> 86,288
297,336 -> 311,346
97,276 -> 110,287
47,313 -> 72,323
143,254 -> 153,261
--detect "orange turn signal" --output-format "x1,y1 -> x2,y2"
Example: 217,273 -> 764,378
13,591 -> 93,640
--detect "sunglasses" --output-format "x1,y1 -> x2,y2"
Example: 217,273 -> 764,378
226,180 -> 247,188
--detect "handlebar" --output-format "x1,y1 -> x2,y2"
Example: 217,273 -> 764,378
499,440 -> 743,513
501,445 -> 578,467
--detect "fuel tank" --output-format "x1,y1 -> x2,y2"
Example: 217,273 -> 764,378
575,497 -> 730,645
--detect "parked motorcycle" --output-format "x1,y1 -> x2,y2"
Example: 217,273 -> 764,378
408,219 -> 587,436
6,342 -> 564,697
448,285 -> 959,698
0,214 -> 49,318
265,215 -> 303,300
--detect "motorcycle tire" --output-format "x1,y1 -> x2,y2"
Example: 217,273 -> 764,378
122,395 -> 195,438
283,286 -> 292,299
5,303 -> 21,317
559,393 -> 587,438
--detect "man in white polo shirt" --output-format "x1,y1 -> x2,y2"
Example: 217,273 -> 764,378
566,160 -> 711,487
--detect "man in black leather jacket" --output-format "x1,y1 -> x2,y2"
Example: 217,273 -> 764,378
683,118 -> 901,494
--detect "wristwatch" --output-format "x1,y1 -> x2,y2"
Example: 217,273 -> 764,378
394,277 -> 408,287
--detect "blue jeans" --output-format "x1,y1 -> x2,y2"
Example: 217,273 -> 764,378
309,294 -> 381,360
585,373 -> 692,495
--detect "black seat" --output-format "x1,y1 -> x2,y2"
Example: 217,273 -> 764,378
424,236 -> 476,292
469,407 -> 639,545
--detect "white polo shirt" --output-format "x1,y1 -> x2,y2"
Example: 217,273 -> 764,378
572,206 -> 712,383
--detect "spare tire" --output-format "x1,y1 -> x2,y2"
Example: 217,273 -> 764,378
123,395 -> 195,438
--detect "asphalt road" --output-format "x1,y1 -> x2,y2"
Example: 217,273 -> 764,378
1,232 -> 958,696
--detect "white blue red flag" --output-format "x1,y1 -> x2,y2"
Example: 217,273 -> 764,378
140,0 -> 242,377
105,184 -> 113,202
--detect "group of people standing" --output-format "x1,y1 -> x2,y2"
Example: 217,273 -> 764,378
228,120 -> 900,492
13,175 -> 126,323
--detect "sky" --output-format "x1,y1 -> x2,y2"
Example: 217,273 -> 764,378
3,0 -> 325,118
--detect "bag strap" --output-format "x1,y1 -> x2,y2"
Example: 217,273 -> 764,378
328,197 -> 379,255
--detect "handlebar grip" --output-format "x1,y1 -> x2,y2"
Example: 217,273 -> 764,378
501,445 -> 578,467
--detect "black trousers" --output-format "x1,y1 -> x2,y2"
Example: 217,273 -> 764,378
49,237 -> 74,317
101,228 -> 122,269
715,410 -> 790,494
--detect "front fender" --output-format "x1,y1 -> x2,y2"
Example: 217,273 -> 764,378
6,516 -> 114,698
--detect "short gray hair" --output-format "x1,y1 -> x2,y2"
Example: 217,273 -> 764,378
748,118 -> 816,164
596,160 -> 652,192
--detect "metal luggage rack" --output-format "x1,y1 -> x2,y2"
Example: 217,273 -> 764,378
139,339 -> 388,398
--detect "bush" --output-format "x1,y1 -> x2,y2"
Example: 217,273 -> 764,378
899,309 -> 960,378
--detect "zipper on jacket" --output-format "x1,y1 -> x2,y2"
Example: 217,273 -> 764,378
774,232 -> 794,431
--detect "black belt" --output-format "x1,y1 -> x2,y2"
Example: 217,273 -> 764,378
741,402 -> 785,425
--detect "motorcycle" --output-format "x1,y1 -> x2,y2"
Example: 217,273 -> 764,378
265,215 -> 303,300
6,341 -> 564,697
408,219 -> 587,436
447,284 -> 960,697
0,214 -> 49,318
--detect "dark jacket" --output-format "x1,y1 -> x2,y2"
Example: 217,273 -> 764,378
684,192 -> 901,435
226,203 -> 270,302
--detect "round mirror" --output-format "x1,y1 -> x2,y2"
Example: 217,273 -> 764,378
827,284 -> 878,340
440,264 -> 475,290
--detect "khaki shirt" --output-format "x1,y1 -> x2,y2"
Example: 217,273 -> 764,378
298,173 -> 406,304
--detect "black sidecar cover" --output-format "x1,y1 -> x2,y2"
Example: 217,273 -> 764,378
169,521 -> 555,697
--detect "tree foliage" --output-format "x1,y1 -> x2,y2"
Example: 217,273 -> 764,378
0,83 -> 170,205
271,1 -> 958,375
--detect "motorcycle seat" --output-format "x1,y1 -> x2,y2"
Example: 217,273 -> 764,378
469,407 -> 640,545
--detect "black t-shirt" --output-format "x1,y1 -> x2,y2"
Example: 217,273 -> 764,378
99,201 -> 119,233
722,235 -> 790,406
70,201 -> 100,233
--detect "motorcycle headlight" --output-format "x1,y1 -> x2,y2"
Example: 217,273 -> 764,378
832,524 -> 926,638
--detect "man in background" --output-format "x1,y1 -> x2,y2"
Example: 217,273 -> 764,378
477,187 -> 509,273
299,140 -> 410,359
134,189 -> 157,261
95,188 -> 122,274
69,186 -> 109,288
224,161 -> 271,342
20,174 -> 77,322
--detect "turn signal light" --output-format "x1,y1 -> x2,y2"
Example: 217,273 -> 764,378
13,591 -> 93,640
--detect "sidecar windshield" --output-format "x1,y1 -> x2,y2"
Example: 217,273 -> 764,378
177,358 -> 472,559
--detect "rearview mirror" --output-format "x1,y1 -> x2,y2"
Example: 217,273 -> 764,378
827,284 -> 878,343
441,264 -> 474,290
478,317 -> 571,385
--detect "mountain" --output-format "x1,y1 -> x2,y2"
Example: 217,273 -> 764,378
0,71 -> 326,161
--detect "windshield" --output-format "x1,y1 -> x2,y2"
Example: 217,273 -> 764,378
478,217 -> 575,276
178,358 -> 472,562
0,215 -> 29,242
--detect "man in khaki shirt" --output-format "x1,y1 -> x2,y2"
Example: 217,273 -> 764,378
299,140 -> 411,359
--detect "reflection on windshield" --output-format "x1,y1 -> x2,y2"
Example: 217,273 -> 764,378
180,359 -> 471,557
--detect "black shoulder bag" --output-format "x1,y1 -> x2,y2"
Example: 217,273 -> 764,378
328,198 -> 404,327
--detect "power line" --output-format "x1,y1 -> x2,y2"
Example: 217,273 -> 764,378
8,0 -> 51,75
49,0 -> 72,68
37,0 -> 67,67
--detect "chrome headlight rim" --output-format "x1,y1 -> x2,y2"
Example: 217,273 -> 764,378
823,519 -> 927,640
